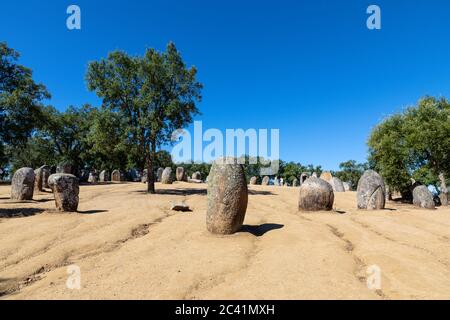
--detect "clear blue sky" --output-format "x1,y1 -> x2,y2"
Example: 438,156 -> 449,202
1,0 -> 450,170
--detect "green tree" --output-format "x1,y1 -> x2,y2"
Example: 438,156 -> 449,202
403,97 -> 450,205
368,97 -> 450,203
0,42 -> 50,173
368,113 -> 412,198
86,42 -> 202,193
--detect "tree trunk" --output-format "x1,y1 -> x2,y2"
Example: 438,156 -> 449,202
439,172 -> 448,206
146,143 -> 156,194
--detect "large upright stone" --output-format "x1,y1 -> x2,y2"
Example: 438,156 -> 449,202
343,182 -> 351,192
357,170 -> 386,210
319,172 -> 333,183
88,172 -> 98,184
207,158 -> 248,235
141,169 -> 148,183
99,170 -> 110,182
261,176 -> 270,186
330,177 -> 345,192
11,168 -> 35,200
56,164 -> 72,174
249,176 -> 257,185
298,177 -> 334,212
292,178 -> 299,187
48,174 -> 79,212
161,167 -> 173,184
192,171 -> 202,181
111,170 -> 124,182
176,167 -> 186,181
413,185 -> 435,209
157,168 -> 164,182
300,172 -> 310,185
34,165 -> 50,191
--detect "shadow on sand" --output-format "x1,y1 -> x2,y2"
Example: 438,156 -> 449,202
133,188 -> 207,196
77,209 -> 109,214
238,223 -> 284,237
0,208 -> 45,218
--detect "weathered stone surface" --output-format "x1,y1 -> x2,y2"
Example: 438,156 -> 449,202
292,178 -> 299,187
99,170 -> 110,182
312,172 -> 318,178
111,170 -> 123,182
192,171 -> 202,181
319,172 -> 333,183
249,176 -> 257,185
330,177 -> 345,192
343,182 -> 351,192
207,158 -> 248,235
298,177 -> 334,212
88,172 -> 98,184
188,178 -> 203,184
413,185 -> 435,209
141,169 -> 148,183
176,167 -> 186,181
56,164 -> 72,174
161,167 -> 173,184
261,176 -> 270,186
48,173 -> 79,212
34,165 -> 50,191
273,177 -> 279,186
11,168 -> 35,200
357,170 -> 386,210
156,168 -> 164,182
300,172 -> 310,185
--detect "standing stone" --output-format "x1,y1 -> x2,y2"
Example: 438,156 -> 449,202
176,167 -> 186,181
34,165 -> 50,191
11,168 -> 35,200
312,172 -> 318,178
292,178 -> 299,187
161,167 -> 173,184
300,172 -> 310,185
261,176 -> 270,186
157,168 -> 164,182
357,170 -> 386,210
192,171 -> 202,181
298,177 -> 334,212
273,177 -> 279,186
207,158 -> 248,235
329,177 -> 345,192
99,170 -> 110,182
320,172 -> 333,183
56,164 -> 72,174
88,172 -> 98,184
439,173 -> 448,206
413,185 -> 435,209
141,169 -> 148,183
343,182 -> 351,192
48,174 -> 79,212
249,176 -> 257,185
111,170 -> 122,182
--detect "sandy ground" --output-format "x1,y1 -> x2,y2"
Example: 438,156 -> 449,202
1,182 -> 450,300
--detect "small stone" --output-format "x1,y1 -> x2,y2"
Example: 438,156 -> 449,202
330,177 -> 345,192
249,176 -> 257,185
261,176 -> 270,186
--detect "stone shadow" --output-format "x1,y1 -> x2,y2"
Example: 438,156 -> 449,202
77,209 -> 109,214
238,223 -> 284,237
0,208 -> 45,218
